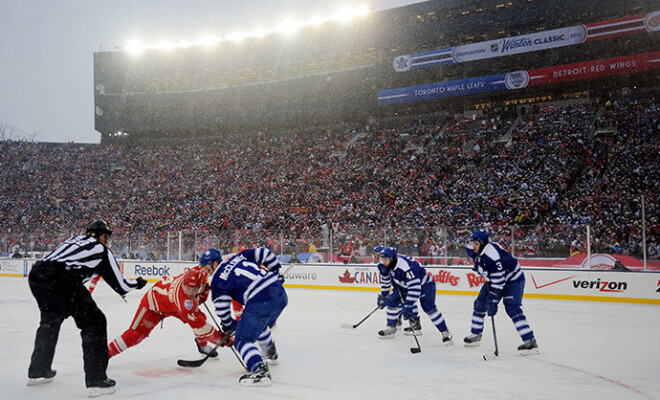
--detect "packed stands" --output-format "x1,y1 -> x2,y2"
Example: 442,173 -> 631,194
1,96 -> 658,262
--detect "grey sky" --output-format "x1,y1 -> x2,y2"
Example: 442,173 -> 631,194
0,0 -> 421,143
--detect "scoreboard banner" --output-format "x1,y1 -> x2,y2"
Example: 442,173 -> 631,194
393,10 -> 660,72
379,50 -> 660,106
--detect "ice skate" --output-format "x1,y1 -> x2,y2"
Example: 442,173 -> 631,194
517,338 -> 539,355
196,338 -> 218,358
395,314 -> 403,330
26,369 -> 56,386
239,363 -> 272,386
378,325 -> 397,339
441,330 -> 453,346
463,333 -> 482,347
403,318 -> 422,336
263,341 -> 279,365
87,378 -> 116,398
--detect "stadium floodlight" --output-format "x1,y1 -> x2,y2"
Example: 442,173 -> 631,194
126,40 -> 145,55
176,40 -> 193,49
156,40 -> 175,51
196,35 -> 222,47
122,5 -> 370,52
277,20 -> 300,36
334,8 -> 356,22
308,16 -> 326,27
251,27 -> 268,39
355,6 -> 370,17
226,31 -> 247,42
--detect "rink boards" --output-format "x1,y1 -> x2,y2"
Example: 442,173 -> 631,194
2,259 -> 659,305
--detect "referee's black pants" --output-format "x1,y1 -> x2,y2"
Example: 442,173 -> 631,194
28,264 -> 109,387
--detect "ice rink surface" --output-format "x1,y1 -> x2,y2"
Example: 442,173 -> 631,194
2,276 -> 659,400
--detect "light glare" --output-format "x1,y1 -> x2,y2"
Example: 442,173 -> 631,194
123,5 -> 370,52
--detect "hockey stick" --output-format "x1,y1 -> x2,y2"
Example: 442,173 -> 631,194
279,263 -> 295,279
179,264 -> 294,369
397,289 -> 422,354
201,302 -> 249,371
177,341 -> 225,368
483,314 -> 499,361
341,306 -> 380,329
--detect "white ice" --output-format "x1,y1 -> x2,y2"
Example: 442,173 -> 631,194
2,276 -> 659,400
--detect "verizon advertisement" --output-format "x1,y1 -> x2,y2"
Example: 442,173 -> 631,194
282,265 -> 660,305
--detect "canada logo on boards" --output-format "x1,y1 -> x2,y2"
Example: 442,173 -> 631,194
338,269 -> 356,284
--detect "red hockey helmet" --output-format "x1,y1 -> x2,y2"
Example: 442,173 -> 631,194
183,268 -> 208,289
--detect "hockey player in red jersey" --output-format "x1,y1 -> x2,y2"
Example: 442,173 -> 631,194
108,266 -> 232,359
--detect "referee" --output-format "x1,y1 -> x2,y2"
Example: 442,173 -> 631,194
27,220 -> 147,397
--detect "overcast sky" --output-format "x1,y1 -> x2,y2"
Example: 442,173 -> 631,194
0,0 -> 421,144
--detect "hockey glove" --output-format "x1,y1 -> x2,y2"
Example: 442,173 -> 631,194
198,284 -> 210,303
223,319 -> 238,334
207,330 -> 234,348
485,295 -> 499,316
377,293 -> 387,309
135,277 -> 148,290
402,304 -> 415,320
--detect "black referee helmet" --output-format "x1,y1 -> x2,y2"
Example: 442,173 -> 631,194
85,220 -> 113,238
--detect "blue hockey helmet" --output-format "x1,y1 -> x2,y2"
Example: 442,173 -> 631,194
373,245 -> 384,254
199,248 -> 222,267
380,246 -> 397,259
469,229 -> 489,243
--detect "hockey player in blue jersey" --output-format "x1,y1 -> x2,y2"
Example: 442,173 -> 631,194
374,245 -> 403,333
464,229 -> 539,355
202,247 -> 288,386
376,247 -> 452,344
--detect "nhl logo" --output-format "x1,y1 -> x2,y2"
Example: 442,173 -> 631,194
504,70 -> 529,90
490,42 -> 499,52
393,55 -> 412,72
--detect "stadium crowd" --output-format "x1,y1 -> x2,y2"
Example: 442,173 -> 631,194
1,96 -> 658,261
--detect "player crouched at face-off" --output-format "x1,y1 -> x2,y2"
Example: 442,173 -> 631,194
376,247 -> 453,345
107,264 -> 233,361
204,247 -> 288,387
464,229 -> 539,355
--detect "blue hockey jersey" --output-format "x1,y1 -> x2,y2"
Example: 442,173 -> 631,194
383,255 -> 432,308
210,248 -> 282,326
466,242 -> 523,297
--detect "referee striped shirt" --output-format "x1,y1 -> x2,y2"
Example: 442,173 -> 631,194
40,234 -> 138,295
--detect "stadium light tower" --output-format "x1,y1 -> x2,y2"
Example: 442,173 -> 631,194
226,31 -> 247,42
156,40 -> 175,51
196,35 -> 222,47
126,40 -> 145,55
123,5 -> 371,53
277,20 -> 301,36
251,27 -> 268,39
